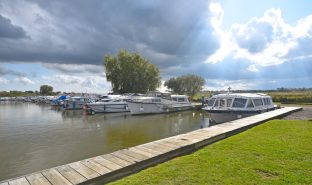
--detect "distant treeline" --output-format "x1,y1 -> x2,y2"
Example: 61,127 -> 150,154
0,91 -> 60,97
267,91 -> 312,104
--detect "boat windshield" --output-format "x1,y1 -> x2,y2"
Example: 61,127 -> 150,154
263,98 -> 272,105
232,98 -> 247,108
247,99 -> 254,108
208,98 -> 216,106
253,99 -> 263,107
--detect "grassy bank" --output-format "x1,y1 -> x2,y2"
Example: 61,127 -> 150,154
110,120 -> 312,185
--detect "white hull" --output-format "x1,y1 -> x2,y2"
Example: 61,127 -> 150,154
208,111 -> 258,123
87,103 -> 129,113
127,102 -> 193,115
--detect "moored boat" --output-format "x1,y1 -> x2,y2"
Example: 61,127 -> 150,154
86,98 -> 129,114
202,93 -> 275,123
127,91 -> 193,115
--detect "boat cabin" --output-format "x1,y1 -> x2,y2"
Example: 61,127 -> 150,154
206,93 -> 273,110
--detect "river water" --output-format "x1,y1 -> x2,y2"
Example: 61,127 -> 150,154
0,101 -> 211,181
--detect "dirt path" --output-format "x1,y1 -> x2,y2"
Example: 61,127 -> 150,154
282,105 -> 312,120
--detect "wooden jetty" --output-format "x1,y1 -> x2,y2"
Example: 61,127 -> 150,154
0,107 -> 301,185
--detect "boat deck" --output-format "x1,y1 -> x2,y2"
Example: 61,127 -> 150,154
0,107 -> 302,185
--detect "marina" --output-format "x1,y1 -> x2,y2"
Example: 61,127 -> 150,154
0,106 -> 302,184
0,101 -> 209,181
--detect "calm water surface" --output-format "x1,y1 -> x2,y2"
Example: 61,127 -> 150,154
0,101 -> 211,180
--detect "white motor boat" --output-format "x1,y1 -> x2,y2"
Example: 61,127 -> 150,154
202,93 -> 276,123
127,92 -> 193,115
86,98 -> 129,114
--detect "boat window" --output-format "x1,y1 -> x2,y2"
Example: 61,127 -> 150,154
152,99 -> 161,103
263,98 -> 271,105
253,99 -> 263,106
232,98 -> 247,108
227,99 -> 232,107
172,97 -> 178,102
247,99 -> 254,108
207,98 -> 216,106
178,98 -> 185,102
220,99 -> 226,107
213,99 -> 219,107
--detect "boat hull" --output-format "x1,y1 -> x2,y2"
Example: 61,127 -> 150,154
127,102 -> 193,115
87,103 -> 129,114
205,108 -> 275,123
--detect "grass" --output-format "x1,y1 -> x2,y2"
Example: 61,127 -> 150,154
109,120 -> 312,185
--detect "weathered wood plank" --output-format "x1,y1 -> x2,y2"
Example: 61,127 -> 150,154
26,173 -> 50,185
80,159 -> 111,175
8,177 -> 30,185
119,149 -> 149,161
134,145 -> 164,155
56,165 -> 87,184
111,151 -> 140,163
140,143 -> 170,154
128,147 -> 157,158
41,169 -> 71,185
155,140 -> 180,149
92,156 -> 122,171
162,138 -> 192,147
101,154 -> 134,167
68,161 -> 100,179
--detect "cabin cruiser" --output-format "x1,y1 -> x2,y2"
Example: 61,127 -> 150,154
127,91 -> 193,115
85,96 -> 129,114
202,93 -> 275,123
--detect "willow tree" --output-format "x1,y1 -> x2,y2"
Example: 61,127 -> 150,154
104,50 -> 161,94
164,74 -> 205,96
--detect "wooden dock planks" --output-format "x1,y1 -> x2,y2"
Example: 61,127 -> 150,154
26,173 -> 51,185
56,165 -> 86,184
1,107 -> 301,185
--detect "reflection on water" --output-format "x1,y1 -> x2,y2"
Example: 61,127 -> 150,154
0,101 -> 210,180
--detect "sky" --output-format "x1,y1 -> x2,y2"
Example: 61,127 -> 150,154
0,0 -> 312,93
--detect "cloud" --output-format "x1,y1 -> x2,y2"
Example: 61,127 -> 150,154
0,64 -> 27,77
0,0 -> 218,70
42,74 -> 111,93
204,79 -> 256,91
43,63 -> 104,74
0,77 -> 9,84
207,7 -> 312,68
0,14 -> 29,39
247,64 -> 258,72
14,77 -> 35,84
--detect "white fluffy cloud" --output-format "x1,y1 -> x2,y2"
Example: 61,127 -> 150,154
204,79 -> 256,91
0,77 -> 9,84
42,74 -> 111,93
207,5 -> 312,68
14,77 -> 35,84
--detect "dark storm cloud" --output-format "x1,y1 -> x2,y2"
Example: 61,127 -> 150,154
0,14 -> 29,39
0,0 -> 218,68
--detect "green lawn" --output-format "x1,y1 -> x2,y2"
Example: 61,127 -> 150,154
109,120 -> 312,185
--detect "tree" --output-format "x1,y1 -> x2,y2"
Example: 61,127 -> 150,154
40,85 -> 53,95
104,49 -> 161,94
164,74 -> 205,96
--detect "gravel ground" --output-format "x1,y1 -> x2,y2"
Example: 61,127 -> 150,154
282,105 -> 312,120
